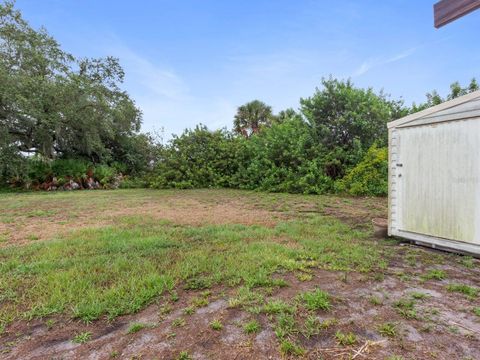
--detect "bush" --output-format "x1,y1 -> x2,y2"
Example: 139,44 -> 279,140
335,145 -> 388,196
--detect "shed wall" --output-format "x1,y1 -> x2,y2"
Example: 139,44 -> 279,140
389,118 -> 480,248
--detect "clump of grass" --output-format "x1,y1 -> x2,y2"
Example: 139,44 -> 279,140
446,283 -> 478,299
263,299 -> 295,314
421,269 -> 446,281
228,287 -> 264,309
302,315 -> 322,338
183,306 -> 195,315
377,322 -> 397,338
72,331 -> 92,344
127,322 -> 146,334
460,256 -> 474,269
473,307 -> 480,317
184,277 -> 211,291
210,319 -> 223,331
243,320 -> 260,334
368,295 -> 383,306
300,289 -> 331,311
274,313 -> 297,339
176,351 -> 192,360
279,339 -> 305,356
172,318 -> 186,327
394,298 -> 419,320
296,272 -> 312,282
191,296 -> 209,308
410,292 -> 429,300
335,331 -> 357,346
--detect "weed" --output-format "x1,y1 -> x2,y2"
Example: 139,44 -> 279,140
473,307 -> 480,317
184,277 -> 211,291
368,295 -> 383,306
243,320 -> 260,334
377,322 -> 397,337
302,315 -> 322,338
170,291 -> 179,302
421,269 -> 446,281
279,339 -> 305,356
274,313 -> 297,339
127,323 -> 146,334
72,331 -> 92,344
300,289 -> 331,311
263,299 -> 295,315
394,298 -> 419,320
296,272 -> 312,282
183,306 -> 195,315
461,256 -> 474,269
172,318 -> 186,327
191,296 -> 209,308
410,292 -> 429,300
446,283 -> 478,299
335,331 -> 357,346
45,319 -> 55,329
210,319 -> 223,331
176,351 -> 192,360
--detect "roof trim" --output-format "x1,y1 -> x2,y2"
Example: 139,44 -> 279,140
387,90 -> 480,129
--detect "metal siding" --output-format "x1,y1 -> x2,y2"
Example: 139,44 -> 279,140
395,118 -> 480,245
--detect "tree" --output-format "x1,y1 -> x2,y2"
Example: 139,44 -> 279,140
233,100 -> 274,138
0,1 -> 142,165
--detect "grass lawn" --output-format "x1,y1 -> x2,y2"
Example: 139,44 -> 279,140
0,189 -> 479,359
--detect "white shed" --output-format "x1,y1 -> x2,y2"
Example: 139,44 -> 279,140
388,90 -> 480,255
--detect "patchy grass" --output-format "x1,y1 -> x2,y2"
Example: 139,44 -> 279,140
72,331 -> 92,344
0,190 -> 384,328
335,330 -> 357,346
210,319 -> 223,331
299,288 -> 331,311
421,269 -> 447,281
377,322 -> 397,338
446,283 -> 479,299
127,322 -> 147,334
243,320 -> 261,334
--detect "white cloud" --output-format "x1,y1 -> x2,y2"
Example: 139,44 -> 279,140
353,46 -> 418,77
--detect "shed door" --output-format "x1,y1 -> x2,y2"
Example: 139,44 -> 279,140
396,119 -> 480,244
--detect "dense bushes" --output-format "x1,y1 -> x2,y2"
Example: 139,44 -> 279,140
335,145 -> 388,196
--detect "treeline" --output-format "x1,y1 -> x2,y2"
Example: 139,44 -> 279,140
1,2 -> 478,195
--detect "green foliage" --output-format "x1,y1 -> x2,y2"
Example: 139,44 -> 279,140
233,100 -> 274,138
243,320 -> 261,334
299,289 -> 331,311
335,145 -> 388,196
72,331 -> 92,344
150,125 -> 241,189
446,283 -> 478,299
335,330 -> 357,346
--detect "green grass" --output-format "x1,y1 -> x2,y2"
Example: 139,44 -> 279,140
127,322 -> 147,334
421,269 -> 447,281
473,307 -> 480,317
299,289 -> 331,311
446,283 -> 479,299
72,331 -> 92,344
279,339 -> 305,356
335,331 -> 357,346
210,319 -> 223,331
243,320 -> 261,334
377,322 -> 397,338
0,189 -> 384,329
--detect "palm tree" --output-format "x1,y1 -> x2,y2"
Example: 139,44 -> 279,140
233,100 -> 273,138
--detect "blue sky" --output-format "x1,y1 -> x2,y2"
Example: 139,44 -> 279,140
14,0 -> 480,138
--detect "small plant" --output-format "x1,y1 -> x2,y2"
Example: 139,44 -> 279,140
172,318 -> 186,327
421,269 -> 446,281
394,298 -> 419,320
176,351 -> 192,360
243,320 -> 260,334
45,319 -> 55,330
473,307 -> 480,317
72,331 -> 92,344
184,277 -> 211,290
410,292 -> 429,300
368,295 -> 383,306
377,322 -> 397,338
461,256 -> 474,269
263,299 -> 295,314
300,289 -> 331,311
335,330 -> 357,346
296,272 -> 312,282
127,322 -> 146,334
183,306 -> 195,315
160,303 -> 173,315
302,315 -> 322,338
170,291 -> 179,302
446,283 -> 479,299
279,339 -> 305,356
274,313 -> 297,339
110,351 -> 119,358
210,319 -> 223,331
191,296 -> 209,308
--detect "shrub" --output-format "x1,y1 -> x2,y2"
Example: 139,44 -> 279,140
335,144 -> 388,196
